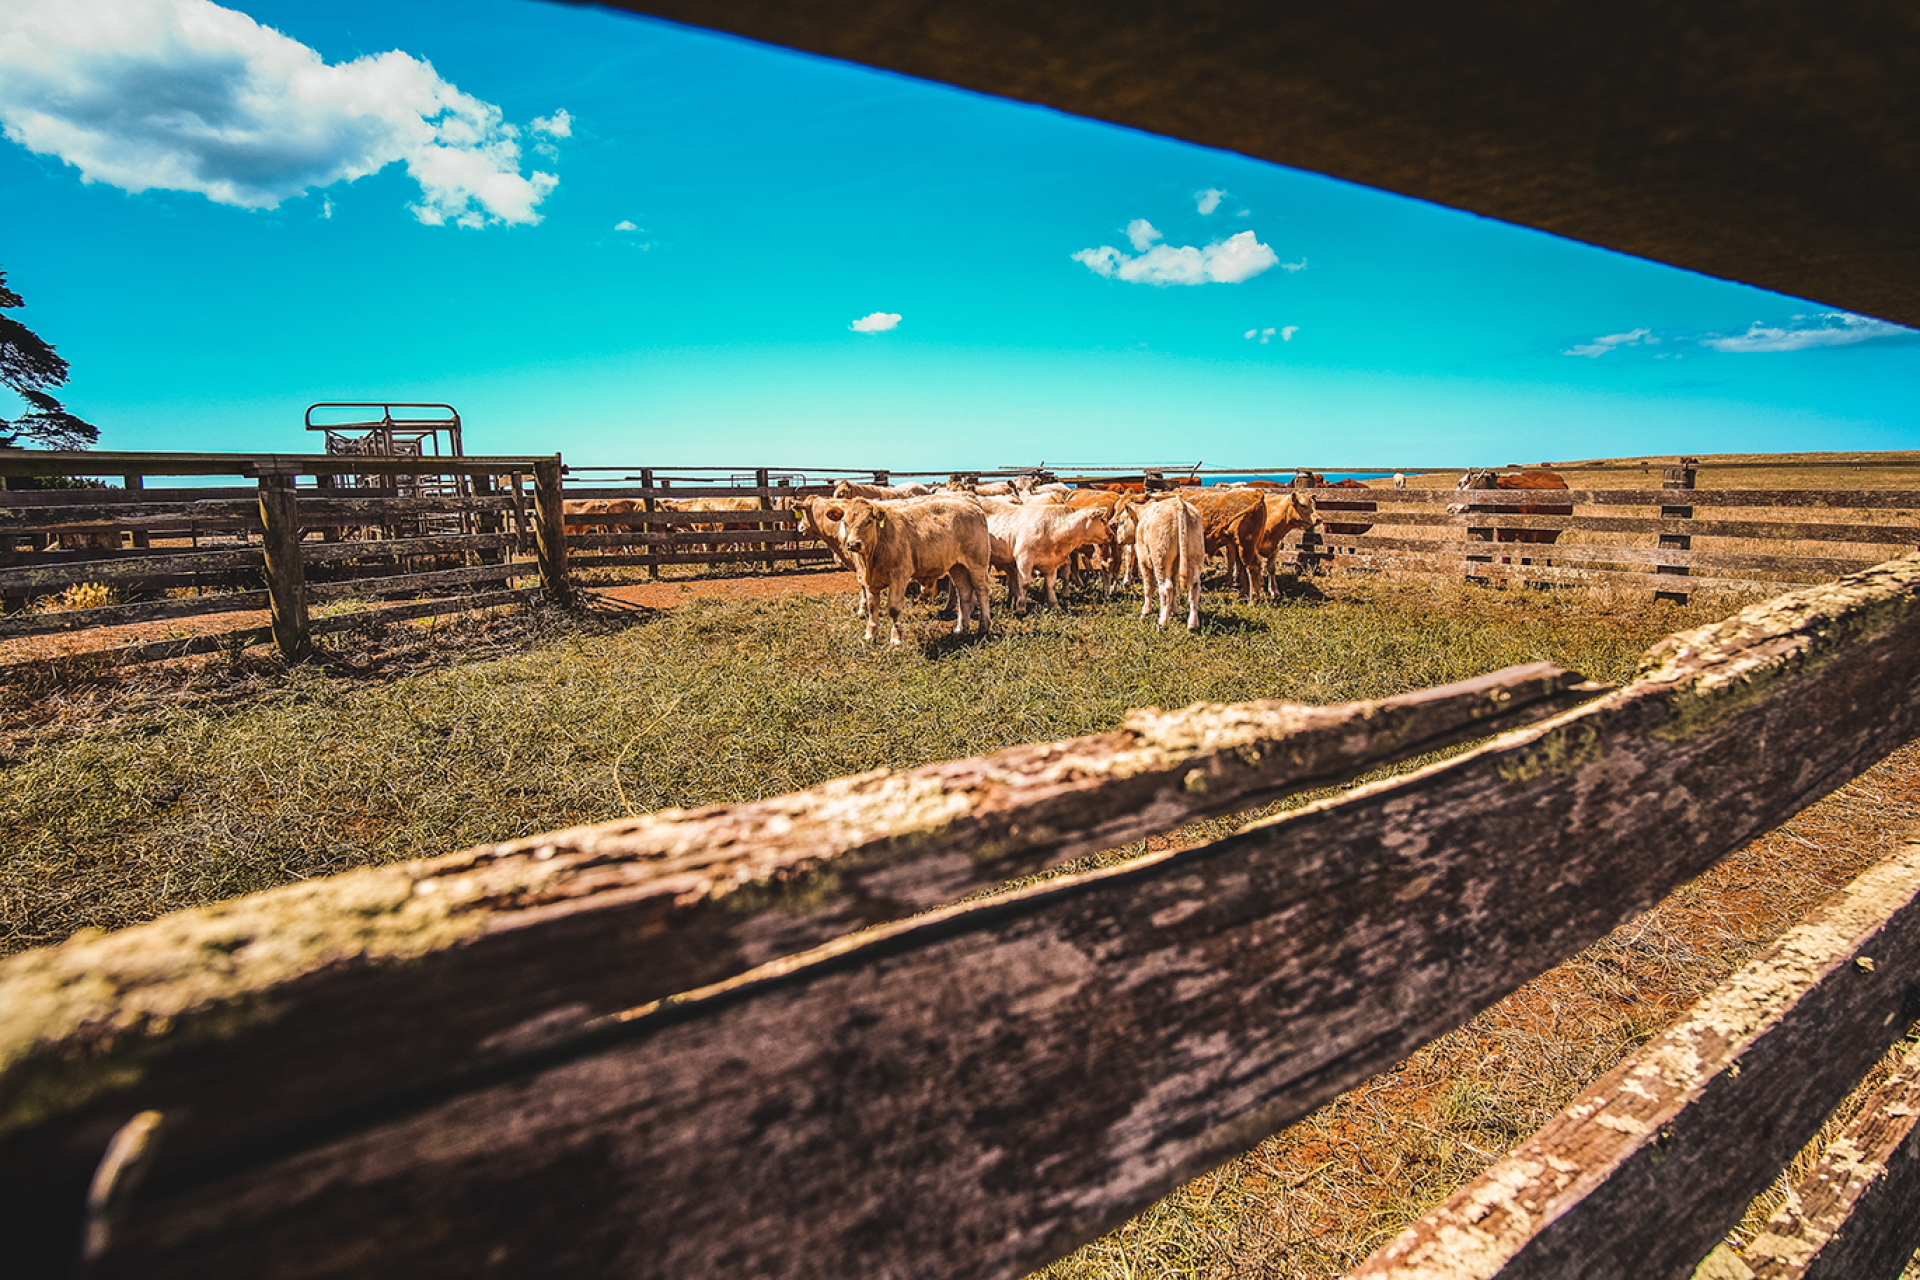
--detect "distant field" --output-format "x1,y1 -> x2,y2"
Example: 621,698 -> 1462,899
1399,450 -> 1920,491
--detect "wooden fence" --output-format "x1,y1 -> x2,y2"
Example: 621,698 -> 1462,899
5,551 -> 1920,1277
1289,465 -> 1920,600
560,465 -> 845,576
0,451 -> 567,664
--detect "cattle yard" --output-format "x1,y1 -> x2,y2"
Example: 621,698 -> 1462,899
6,450 -> 1920,1278
5,449 -> 1920,668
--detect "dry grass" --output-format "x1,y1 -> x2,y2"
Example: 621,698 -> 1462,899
1,573 -> 1728,955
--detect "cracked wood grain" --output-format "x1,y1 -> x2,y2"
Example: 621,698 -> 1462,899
1703,1037 -> 1920,1280
1355,839 -> 1920,1280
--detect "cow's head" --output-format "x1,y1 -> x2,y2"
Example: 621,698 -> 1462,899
1457,469 -> 1499,490
1292,493 -> 1322,528
837,499 -> 886,556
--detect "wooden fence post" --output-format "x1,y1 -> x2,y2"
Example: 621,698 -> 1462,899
122,474 -> 149,550
474,474 -> 503,571
1656,456 -> 1698,603
757,467 -> 775,573
533,456 -> 571,607
641,467 -> 659,580
256,472 -> 312,661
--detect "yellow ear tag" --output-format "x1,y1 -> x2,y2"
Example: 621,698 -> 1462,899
878,516 -> 886,528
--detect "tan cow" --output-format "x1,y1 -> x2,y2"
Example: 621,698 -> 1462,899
1238,491 -> 1321,600
826,496 -> 992,645
989,501 -> 1113,615
659,495 -> 771,555
1135,494 -> 1204,631
832,480 -> 937,500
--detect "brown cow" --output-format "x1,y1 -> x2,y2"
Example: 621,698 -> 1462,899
827,496 -> 992,645
1238,492 -> 1321,600
1183,486 -> 1269,598
1455,468 -> 1572,546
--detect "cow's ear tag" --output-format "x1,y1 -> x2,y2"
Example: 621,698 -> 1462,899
878,516 -> 886,529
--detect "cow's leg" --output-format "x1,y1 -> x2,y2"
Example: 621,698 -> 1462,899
1139,553 -> 1155,620
949,568 -> 970,634
887,576 -> 907,646
1186,567 -> 1202,632
1013,554 -> 1034,616
974,565 -> 991,633
1158,566 -> 1176,628
1043,562 -> 1062,608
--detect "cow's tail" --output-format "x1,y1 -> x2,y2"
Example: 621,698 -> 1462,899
1175,499 -> 1199,587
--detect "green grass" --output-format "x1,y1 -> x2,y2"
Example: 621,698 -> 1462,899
0,575 -> 1747,956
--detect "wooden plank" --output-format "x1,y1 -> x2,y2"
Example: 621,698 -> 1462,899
0,452 -> 552,479
309,590 -> 531,635
562,510 -> 801,528
0,500 -> 259,529
257,475 -> 310,661
0,624 -> 277,670
0,547 -> 262,593
300,533 -> 515,563
1462,561 -> 1817,593
297,496 -> 521,519
565,530 -> 809,550
1441,512 -> 1918,543
0,664 -> 1596,1274
1709,1040 -> 1920,1279
1357,841 -> 1920,1280
576,548 -> 835,568
1295,489 -> 1920,511
306,562 -> 533,603
32,555 -> 1920,1280
0,487 -> 260,507
565,484 -> 832,501
0,591 -> 271,639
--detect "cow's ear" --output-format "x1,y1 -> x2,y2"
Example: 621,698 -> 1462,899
824,505 -> 844,522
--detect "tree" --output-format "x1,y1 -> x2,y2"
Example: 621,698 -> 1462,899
1,268 -> 97,451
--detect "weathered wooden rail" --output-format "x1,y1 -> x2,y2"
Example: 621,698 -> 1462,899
1291,470 -> 1920,600
4,552 -> 1920,1277
1,451 -> 565,663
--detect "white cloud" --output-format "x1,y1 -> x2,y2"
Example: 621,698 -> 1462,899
1195,187 -> 1225,215
1073,228 -> 1281,286
0,0 -> 562,227
1279,259 -> 1306,272
850,311 -> 901,333
320,194 -> 332,219
1243,325 -> 1298,346
613,219 -> 638,231
1280,325 -> 1298,342
1563,327 -> 1655,358
1702,312 -> 1912,353
1126,218 -> 1161,252
530,109 -> 571,139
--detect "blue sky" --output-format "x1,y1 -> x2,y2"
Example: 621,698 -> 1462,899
2,0 -> 1916,472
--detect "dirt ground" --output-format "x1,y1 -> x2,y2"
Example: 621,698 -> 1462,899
0,568 -> 859,668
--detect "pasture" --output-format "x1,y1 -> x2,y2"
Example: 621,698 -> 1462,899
4,573 -> 1732,956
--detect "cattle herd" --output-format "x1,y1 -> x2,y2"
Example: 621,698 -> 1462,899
564,467 -> 1572,646
787,476 -> 1322,644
